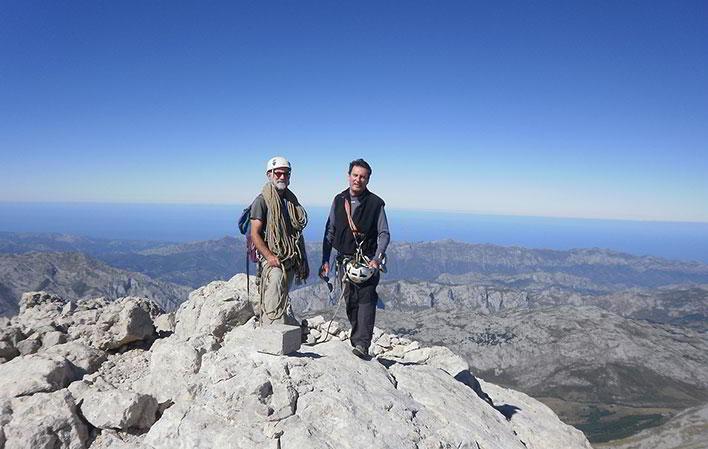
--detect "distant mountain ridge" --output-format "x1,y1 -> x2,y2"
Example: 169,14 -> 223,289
3,233 -> 708,291
0,252 -> 191,315
0,231 -> 169,256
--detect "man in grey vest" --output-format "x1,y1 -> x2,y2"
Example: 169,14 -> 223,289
320,159 -> 390,359
250,156 -> 309,325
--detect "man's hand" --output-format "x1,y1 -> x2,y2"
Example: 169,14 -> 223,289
266,254 -> 280,268
368,259 -> 380,270
319,262 -> 329,279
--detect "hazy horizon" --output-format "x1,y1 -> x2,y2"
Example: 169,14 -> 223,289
2,201 -> 708,264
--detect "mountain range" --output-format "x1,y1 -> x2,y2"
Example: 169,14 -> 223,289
1,231 -> 706,446
0,252 -> 190,316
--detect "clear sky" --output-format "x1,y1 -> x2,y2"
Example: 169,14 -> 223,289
1,1 -> 706,222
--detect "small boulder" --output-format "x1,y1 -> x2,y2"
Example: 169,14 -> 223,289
69,297 -> 156,350
43,342 -> 107,376
19,291 -> 67,314
133,338 -> 202,403
154,312 -> 176,334
3,389 -> 88,449
174,274 -> 254,340
16,334 -> 42,356
97,298 -> 156,350
402,346 -> 470,378
0,326 -> 24,361
0,354 -> 79,399
41,331 -> 67,348
80,387 -> 158,430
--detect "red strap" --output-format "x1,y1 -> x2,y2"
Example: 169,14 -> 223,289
344,198 -> 360,235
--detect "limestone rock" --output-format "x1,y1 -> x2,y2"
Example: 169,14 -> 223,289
41,330 -> 67,348
154,312 -> 175,334
80,387 -> 158,430
69,297 -> 156,350
87,430 -> 152,449
2,389 -> 88,449
138,324 -> 592,449
0,326 -> 24,362
401,345 -> 470,377
132,337 -> 204,404
16,333 -> 42,355
43,341 -> 107,375
19,291 -> 67,315
0,354 -> 78,399
174,274 -> 254,340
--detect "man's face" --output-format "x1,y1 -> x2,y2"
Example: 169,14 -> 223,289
348,165 -> 370,195
268,168 -> 291,191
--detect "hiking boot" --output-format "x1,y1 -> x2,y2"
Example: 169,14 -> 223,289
352,344 -> 370,360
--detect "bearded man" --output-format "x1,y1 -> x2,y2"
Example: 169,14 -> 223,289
250,156 -> 309,325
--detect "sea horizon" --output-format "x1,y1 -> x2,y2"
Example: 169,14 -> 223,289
1,201 -> 708,264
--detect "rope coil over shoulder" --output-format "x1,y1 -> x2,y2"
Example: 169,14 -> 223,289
259,182 -> 308,322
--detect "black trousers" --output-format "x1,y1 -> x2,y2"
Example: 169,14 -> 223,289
345,271 -> 379,350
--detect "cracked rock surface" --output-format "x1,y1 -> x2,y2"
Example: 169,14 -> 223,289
1,273 -> 592,449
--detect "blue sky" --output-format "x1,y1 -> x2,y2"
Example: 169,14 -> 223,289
1,1 -> 706,222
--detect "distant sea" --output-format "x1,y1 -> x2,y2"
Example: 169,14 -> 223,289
1,202 -> 708,263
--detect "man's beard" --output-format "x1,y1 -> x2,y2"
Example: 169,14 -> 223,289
273,180 -> 288,191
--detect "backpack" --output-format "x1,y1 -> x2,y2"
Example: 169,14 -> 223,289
237,205 -> 259,296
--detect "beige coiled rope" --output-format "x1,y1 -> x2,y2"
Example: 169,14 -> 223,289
259,182 -> 308,321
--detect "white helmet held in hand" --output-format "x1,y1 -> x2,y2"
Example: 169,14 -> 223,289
344,259 -> 376,284
266,156 -> 291,172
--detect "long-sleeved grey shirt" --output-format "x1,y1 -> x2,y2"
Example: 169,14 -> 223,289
321,192 -> 390,264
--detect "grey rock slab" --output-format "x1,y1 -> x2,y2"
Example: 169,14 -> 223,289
88,430 -> 152,449
66,297 -> 157,350
0,353 -> 78,399
388,362 -> 529,449
144,400 -> 275,449
41,330 -> 67,348
80,387 -> 158,430
148,316 -> 593,449
132,337 -> 202,403
19,291 -> 67,315
0,327 -> 24,361
153,312 -> 175,333
15,334 -> 41,356
174,274 -> 254,340
399,345 -> 470,377
3,389 -> 88,449
94,298 -> 156,350
0,342 -> 18,362
43,342 -> 107,376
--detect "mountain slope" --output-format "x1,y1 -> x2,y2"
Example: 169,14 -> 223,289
596,403 -> 708,449
0,252 -> 191,315
374,306 -> 708,442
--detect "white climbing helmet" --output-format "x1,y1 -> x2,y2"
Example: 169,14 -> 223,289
266,156 -> 291,172
344,259 -> 376,284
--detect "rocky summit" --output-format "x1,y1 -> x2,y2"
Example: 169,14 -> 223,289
0,274 -> 591,449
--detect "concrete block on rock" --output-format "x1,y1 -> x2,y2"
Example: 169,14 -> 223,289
253,324 -> 301,355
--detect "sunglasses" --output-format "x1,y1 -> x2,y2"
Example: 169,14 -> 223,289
272,170 -> 291,178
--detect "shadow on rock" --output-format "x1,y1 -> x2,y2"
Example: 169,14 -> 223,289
494,404 -> 522,420
291,351 -> 323,359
